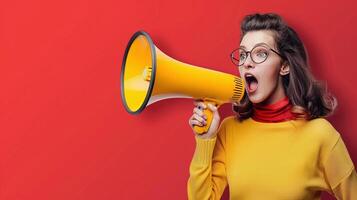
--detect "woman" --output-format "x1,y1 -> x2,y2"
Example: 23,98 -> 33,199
187,13 -> 357,200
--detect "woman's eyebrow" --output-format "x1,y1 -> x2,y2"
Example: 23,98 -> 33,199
239,45 -> 247,49
253,42 -> 270,48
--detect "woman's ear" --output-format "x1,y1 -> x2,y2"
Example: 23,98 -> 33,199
280,62 -> 290,76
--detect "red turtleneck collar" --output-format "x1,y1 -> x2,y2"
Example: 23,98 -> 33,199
252,96 -> 296,123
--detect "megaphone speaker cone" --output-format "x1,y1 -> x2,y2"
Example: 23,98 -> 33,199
121,31 -> 157,114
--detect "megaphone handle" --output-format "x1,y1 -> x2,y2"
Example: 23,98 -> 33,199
193,100 -> 219,135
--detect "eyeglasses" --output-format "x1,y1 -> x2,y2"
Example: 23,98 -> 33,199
230,45 -> 283,66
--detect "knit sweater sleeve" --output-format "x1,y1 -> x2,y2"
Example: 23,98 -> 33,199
187,118 -> 228,200
323,135 -> 357,199
332,168 -> 357,200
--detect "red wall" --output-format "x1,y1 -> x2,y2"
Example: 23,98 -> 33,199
1,0 -> 356,199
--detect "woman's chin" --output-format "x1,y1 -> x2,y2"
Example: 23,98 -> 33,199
247,93 -> 265,104
247,96 -> 260,104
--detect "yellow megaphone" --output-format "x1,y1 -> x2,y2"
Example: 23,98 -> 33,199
120,31 -> 245,134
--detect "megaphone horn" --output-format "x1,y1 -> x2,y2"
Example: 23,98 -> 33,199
121,31 -> 245,134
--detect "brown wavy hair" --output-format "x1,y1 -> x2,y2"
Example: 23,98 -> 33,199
233,13 -> 337,121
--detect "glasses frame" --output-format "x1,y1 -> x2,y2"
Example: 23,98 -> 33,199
230,45 -> 283,66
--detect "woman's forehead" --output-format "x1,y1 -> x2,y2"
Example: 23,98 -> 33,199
240,30 -> 276,49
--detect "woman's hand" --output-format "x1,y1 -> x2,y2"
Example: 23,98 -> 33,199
188,100 -> 221,139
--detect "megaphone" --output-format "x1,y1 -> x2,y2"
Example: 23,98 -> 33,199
120,31 -> 245,134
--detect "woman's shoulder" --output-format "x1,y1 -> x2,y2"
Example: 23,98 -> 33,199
302,117 -> 341,146
221,115 -> 238,124
303,118 -> 339,135
304,117 -> 335,128
219,115 -> 243,128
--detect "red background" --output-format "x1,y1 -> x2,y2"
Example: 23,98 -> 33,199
1,0 -> 356,199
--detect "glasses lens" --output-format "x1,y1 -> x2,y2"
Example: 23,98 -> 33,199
251,46 -> 269,63
231,49 -> 246,66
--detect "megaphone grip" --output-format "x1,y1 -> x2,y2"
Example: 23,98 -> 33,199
193,100 -> 217,135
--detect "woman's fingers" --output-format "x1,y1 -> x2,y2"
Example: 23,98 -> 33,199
190,119 -> 204,127
193,100 -> 207,110
194,101 -> 217,112
193,113 -> 206,124
193,107 -> 205,117
189,116 -> 204,127
190,101 -> 220,138
189,111 -> 207,128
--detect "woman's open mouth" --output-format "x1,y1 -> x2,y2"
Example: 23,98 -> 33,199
244,73 -> 258,93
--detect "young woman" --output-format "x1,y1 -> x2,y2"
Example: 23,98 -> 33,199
187,13 -> 356,200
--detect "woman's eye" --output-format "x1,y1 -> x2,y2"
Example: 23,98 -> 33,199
256,51 -> 268,58
239,53 -> 246,60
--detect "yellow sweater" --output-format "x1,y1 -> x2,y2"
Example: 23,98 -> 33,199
188,116 -> 357,200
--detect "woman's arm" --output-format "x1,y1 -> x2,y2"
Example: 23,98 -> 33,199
187,119 -> 228,200
332,168 -> 357,199
323,135 -> 357,199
